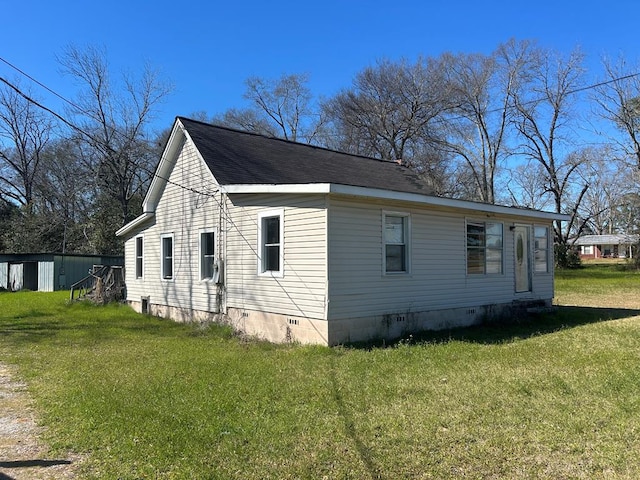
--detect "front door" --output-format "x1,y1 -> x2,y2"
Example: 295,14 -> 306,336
514,226 -> 531,293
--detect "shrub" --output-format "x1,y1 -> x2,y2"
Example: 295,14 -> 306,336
555,243 -> 582,269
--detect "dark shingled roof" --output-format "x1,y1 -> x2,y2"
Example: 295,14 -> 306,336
179,117 -> 432,195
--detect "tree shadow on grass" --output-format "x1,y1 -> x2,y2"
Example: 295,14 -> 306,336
328,356 -> 381,479
350,305 -> 640,349
0,315 -> 190,348
0,459 -> 72,468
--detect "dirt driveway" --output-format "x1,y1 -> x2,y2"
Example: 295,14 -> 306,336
0,364 -> 81,480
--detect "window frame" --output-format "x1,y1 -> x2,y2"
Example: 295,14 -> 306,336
466,220 -> 504,275
257,209 -> 284,277
199,229 -> 216,281
135,235 -> 144,279
382,211 -> 411,275
534,225 -> 550,274
161,233 -> 174,281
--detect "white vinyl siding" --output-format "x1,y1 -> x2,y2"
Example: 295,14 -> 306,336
225,194 -> 327,319
327,197 -> 553,320
121,140 -> 223,313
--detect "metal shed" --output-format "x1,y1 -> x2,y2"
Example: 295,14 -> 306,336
0,253 -> 124,292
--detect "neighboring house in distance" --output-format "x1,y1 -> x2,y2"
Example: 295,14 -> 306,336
116,117 -> 569,346
572,234 -> 639,259
0,253 -> 124,292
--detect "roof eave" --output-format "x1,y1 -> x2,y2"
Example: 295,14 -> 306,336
221,183 -> 570,221
116,212 -> 154,237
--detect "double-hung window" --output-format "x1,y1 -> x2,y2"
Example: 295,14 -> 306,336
534,226 -> 550,273
384,212 -> 410,273
258,210 -> 284,276
466,221 -> 503,274
161,234 -> 174,280
200,230 -> 216,281
135,236 -> 144,279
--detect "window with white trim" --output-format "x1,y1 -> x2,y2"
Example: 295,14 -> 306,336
161,234 -> 174,280
200,230 -> 216,280
384,212 -> 410,273
466,221 -> 503,274
258,210 -> 284,276
135,236 -> 143,279
534,226 -> 550,273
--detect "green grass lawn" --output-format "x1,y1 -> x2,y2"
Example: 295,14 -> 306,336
554,260 -> 640,309
1,265 -> 640,479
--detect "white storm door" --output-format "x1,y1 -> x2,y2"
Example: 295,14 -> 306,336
514,226 -> 531,293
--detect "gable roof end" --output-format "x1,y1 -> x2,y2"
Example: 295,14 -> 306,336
116,119 -> 188,237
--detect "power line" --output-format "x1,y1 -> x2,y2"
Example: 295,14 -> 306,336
567,72 -> 640,96
2,54 -> 640,195
0,75 -> 87,137
0,56 -> 86,113
0,73 -> 213,201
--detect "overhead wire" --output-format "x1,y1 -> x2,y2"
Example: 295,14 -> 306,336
0,57 -> 220,200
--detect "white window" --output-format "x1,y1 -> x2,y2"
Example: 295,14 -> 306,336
383,212 -> 410,273
582,245 -> 593,255
258,210 -> 284,277
534,226 -> 550,273
467,221 -> 503,274
161,234 -> 174,280
135,236 -> 143,279
200,230 -> 216,281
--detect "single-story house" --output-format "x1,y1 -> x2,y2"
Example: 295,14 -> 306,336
116,117 -> 569,346
0,253 -> 124,292
572,234 -> 639,259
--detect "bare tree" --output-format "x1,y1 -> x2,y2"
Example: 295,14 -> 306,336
572,146 -> 625,235
436,39 -> 535,203
511,47 -> 588,244
322,58 -> 453,193
0,79 -> 54,211
217,107 -> 278,137
37,137 -> 94,253
594,56 -> 640,171
504,160 -> 550,210
324,58 -> 448,158
216,73 -> 325,144
58,45 -> 172,252
614,192 -> 640,234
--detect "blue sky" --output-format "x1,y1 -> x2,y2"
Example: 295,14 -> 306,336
2,0 -> 639,133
